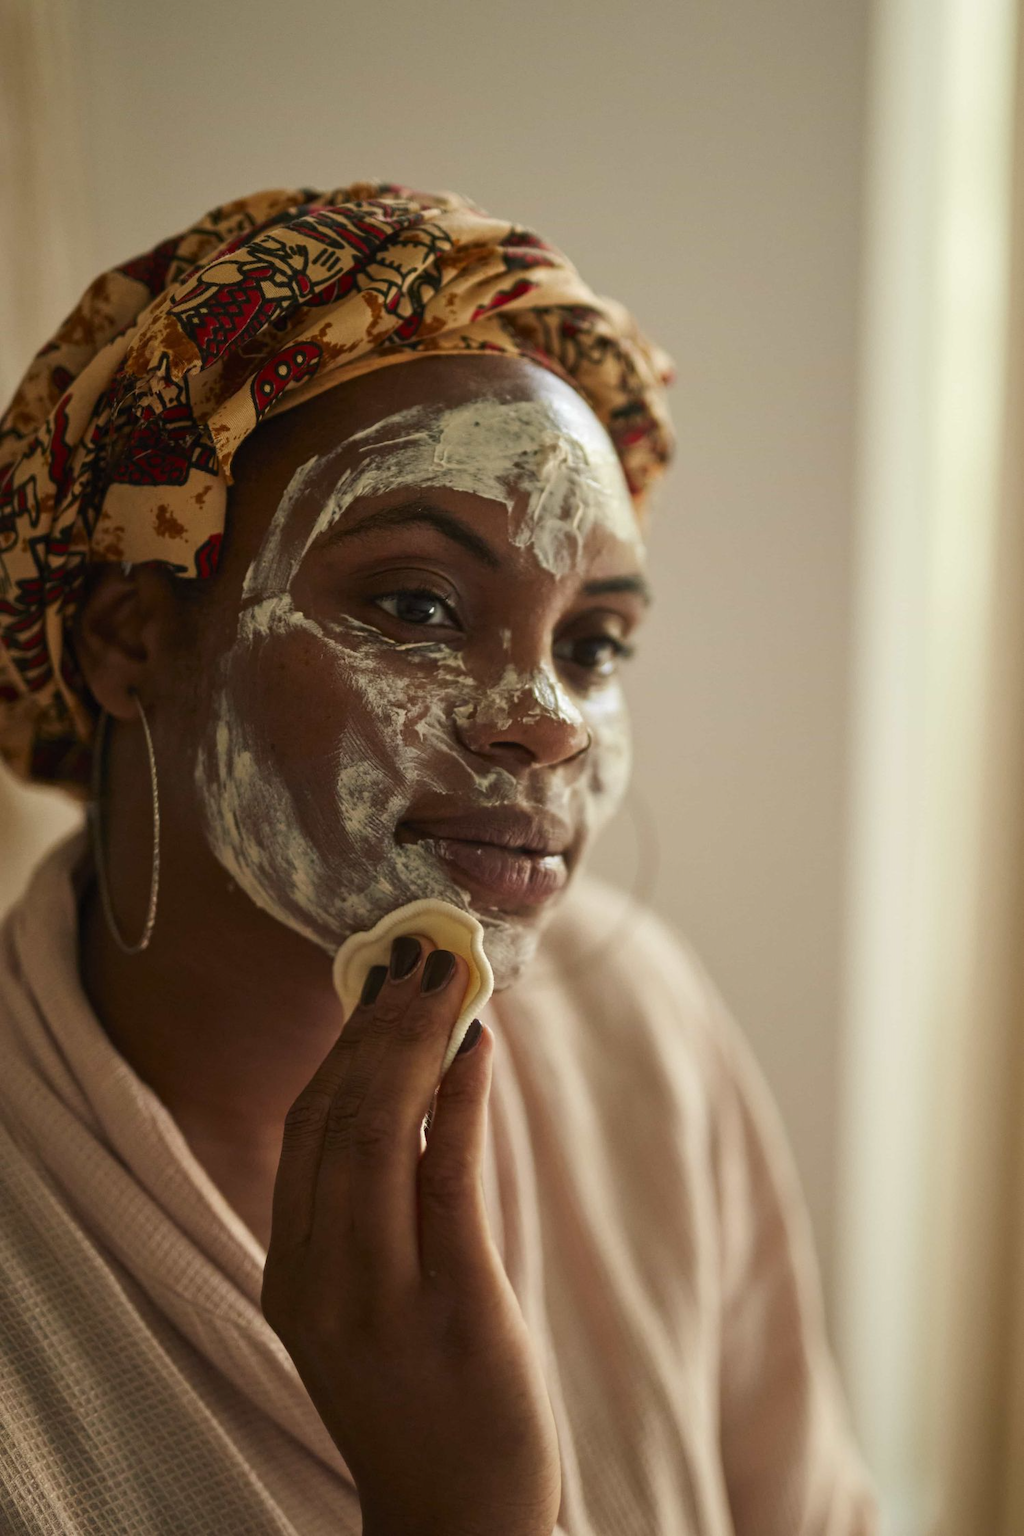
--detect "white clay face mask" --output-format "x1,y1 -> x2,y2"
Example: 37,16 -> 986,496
193,387 -> 641,996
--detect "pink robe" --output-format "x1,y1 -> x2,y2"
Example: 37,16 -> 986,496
0,829 -> 879,1534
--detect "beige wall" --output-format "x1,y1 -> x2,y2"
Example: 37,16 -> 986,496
1,0 -> 869,1329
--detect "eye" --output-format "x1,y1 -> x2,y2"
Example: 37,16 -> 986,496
369,586 -> 637,677
372,587 -> 459,629
554,634 -> 636,679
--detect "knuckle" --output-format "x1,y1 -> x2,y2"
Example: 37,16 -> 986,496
320,1090 -> 361,1148
420,1155 -> 477,1212
437,1067 -> 477,1104
368,993 -> 406,1028
345,1104 -> 404,1158
393,1003 -> 437,1047
282,1089 -> 333,1139
331,1027 -> 366,1059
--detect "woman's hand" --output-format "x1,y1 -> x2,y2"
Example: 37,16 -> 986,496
259,932 -> 562,1536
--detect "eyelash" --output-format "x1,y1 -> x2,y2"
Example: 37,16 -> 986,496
371,586 -> 637,675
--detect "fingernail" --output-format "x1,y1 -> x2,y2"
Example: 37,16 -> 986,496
390,935 -> 421,979
456,1019 -> 483,1056
360,964 -> 388,1005
421,949 -> 456,993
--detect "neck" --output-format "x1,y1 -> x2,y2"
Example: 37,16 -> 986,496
77,821 -> 347,1168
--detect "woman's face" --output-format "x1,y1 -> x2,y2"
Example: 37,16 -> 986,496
186,354 -> 651,989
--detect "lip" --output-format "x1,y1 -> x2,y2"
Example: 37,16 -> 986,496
401,806 -> 573,858
410,834 -> 569,909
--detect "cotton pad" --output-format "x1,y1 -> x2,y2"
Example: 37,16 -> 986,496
332,898 -> 494,1079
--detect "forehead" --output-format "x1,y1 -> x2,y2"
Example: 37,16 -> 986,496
224,353 -> 642,592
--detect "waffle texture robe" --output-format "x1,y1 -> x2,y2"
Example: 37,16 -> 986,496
0,830 -> 880,1534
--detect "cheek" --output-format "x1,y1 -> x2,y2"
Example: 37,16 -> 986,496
583,687 -> 633,826
190,598 -> 527,954
202,620 -> 419,836
226,625 -> 375,775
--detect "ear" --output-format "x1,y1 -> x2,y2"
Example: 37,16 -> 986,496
71,565 -> 163,723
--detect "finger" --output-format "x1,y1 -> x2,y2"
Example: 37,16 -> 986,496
417,1021 -> 496,1287
311,940 -> 470,1302
267,937 -> 436,1258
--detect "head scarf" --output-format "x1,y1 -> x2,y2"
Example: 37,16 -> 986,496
0,181 -> 675,799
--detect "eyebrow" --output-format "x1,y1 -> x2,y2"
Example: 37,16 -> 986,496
313,498 -> 654,605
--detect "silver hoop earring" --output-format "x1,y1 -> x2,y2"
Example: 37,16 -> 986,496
88,689 -> 160,954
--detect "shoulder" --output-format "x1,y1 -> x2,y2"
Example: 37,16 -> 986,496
531,868 -> 730,1059
508,870 -> 752,1136
523,869 -> 793,1156
524,874 -> 825,1270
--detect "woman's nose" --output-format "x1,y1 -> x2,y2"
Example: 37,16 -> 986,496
452,681 -> 592,770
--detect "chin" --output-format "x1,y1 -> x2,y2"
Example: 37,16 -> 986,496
486,950 -> 534,993
476,886 -> 571,994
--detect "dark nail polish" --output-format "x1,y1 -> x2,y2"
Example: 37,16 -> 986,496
360,964 -> 388,1005
390,935 -> 421,980
421,949 -> 456,993
456,1019 -> 483,1056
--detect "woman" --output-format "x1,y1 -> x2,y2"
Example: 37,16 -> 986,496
0,183 -> 879,1535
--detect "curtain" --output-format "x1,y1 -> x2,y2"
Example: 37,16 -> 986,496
836,2 -> 1024,1531
931,4 -> 1024,1523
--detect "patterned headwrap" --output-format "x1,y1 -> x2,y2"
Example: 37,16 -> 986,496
0,181 -> 675,799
